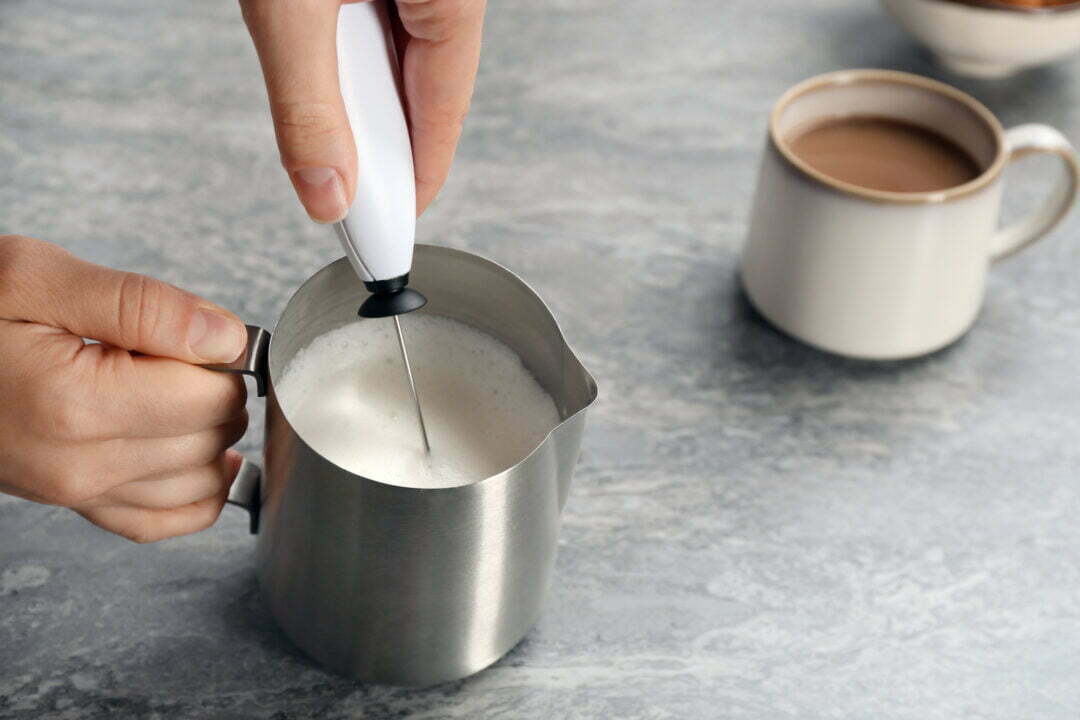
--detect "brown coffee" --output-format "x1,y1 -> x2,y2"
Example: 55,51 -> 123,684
787,116 -> 982,193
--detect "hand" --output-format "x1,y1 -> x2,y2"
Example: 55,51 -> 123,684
0,236 -> 249,543
240,0 -> 486,222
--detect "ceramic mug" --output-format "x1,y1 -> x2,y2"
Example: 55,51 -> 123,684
741,69 -> 1080,360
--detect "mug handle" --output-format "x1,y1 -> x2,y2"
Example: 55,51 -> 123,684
205,324 -> 271,535
991,124 -> 1080,262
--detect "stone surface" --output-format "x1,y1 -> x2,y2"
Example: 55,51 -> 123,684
3,0 -> 1080,718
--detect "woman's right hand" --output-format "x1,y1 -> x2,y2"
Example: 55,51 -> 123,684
0,236 -> 250,543
240,0 -> 486,223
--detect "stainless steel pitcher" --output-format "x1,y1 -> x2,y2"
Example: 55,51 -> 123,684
213,244 -> 598,686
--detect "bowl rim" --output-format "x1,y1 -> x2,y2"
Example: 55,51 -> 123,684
926,0 -> 1080,14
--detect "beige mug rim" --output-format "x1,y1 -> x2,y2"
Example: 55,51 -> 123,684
768,69 -> 1008,205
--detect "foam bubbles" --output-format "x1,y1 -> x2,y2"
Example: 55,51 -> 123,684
276,315 -> 561,488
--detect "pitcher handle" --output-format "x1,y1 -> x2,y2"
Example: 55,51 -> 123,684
225,459 -> 261,535
205,324 -> 272,397
206,324 -> 270,534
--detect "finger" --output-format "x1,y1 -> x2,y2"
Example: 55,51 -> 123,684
240,0 -> 356,222
68,340 -> 248,439
103,414 -> 249,482
80,452 -> 242,510
12,415 -> 247,507
0,323 -> 248,440
0,479 -> 41,503
0,236 -> 247,364
397,0 -> 485,213
74,490 -> 233,544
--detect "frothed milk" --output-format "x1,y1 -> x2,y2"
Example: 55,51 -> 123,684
276,315 -> 561,488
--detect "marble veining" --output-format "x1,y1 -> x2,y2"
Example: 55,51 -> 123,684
2,0 -> 1080,717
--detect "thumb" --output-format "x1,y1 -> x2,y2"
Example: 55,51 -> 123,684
240,0 -> 357,223
0,236 -> 247,364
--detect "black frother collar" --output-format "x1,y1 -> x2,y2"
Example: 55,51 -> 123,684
358,273 -> 428,318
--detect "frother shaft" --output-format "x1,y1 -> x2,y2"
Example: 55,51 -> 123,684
393,315 -> 431,453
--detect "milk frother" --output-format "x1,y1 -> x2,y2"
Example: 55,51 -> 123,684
332,0 -> 430,451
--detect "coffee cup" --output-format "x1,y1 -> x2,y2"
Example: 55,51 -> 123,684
741,69 -> 1080,360
208,245 -> 598,686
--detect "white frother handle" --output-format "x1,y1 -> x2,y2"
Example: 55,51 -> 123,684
334,0 -> 415,283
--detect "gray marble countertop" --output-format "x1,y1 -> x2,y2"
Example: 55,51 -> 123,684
3,1 -> 1080,718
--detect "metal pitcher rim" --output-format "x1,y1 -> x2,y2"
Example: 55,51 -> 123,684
269,243 -> 599,492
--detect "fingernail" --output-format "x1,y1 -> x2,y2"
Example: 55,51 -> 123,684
293,167 -> 348,223
188,308 -> 246,363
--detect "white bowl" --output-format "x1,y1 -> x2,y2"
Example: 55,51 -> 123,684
881,0 -> 1080,78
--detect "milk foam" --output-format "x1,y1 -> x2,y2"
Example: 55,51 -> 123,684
276,315 -> 561,489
